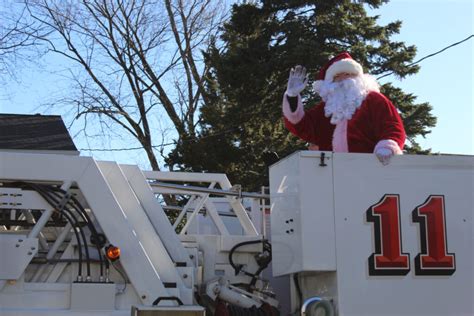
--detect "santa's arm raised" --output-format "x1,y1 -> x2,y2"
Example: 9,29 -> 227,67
282,94 -> 321,145
282,66 -> 321,144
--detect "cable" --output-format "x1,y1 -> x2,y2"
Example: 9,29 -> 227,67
29,183 -> 92,278
30,183 -> 91,278
228,239 -> 272,290
14,182 -> 86,278
377,34 -> 474,80
15,181 -> 105,280
47,186 -> 105,277
110,260 -> 128,294
79,125 -> 240,152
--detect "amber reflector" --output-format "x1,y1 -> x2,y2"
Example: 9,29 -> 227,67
106,245 -> 121,261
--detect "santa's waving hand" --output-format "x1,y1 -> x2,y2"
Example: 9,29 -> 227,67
282,52 -> 406,165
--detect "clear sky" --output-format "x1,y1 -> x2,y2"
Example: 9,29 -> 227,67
1,0 -> 473,166
373,0 -> 473,155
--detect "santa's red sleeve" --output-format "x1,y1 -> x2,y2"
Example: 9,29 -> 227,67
282,93 -> 322,145
366,92 -> 406,154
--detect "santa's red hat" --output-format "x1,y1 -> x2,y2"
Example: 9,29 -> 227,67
313,52 -> 363,91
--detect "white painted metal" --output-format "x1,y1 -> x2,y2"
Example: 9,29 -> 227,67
179,191 -> 213,235
0,188 -> 52,211
269,151 -> 474,315
174,195 -> 199,230
202,199 -> 231,236
332,152 -> 473,316
177,192 -> 232,236
0,189 -> 54,251
70,283 -> 116,310
0,234 -> 38,279
0,153 -> 180,306
44,242 -> 75,283
23,210 -> 49,250
185,197 -> 261,236
131,305 -> 206,316
270,151 -> 336,276
30,223 -> 72,282
119,164 -> 193,267
0,151 -> 277,314
145,171 -> 258,236
96,161 -> 193,299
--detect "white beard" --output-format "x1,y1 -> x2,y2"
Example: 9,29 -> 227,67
314,74 -> 380,124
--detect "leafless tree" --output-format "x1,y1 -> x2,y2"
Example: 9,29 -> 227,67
20,0 -> 226,170
0,3 -> 48,81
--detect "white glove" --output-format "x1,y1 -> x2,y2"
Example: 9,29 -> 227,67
286,65 -> 309,97
375,147 -> 393,165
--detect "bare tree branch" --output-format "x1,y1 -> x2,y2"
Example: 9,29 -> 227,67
8,0 -> 226,171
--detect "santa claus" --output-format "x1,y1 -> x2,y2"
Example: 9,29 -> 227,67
282,52 -> 406,165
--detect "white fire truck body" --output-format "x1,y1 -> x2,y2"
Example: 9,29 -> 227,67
0,150 -> 472,316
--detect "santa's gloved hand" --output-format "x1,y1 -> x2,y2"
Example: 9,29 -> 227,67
375,147 -> 393,165
286,65 -> 309,97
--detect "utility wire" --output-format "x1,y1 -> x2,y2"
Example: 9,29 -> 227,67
80,35 -> 474,153
79,126 -> 241,152
377,34 -> 473,80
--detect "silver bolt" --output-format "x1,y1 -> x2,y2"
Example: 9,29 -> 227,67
183,274 -> 188,279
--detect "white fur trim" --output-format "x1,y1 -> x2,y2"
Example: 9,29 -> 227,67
374,139 -> 403,155
325,59 -> 363,82
282,93 -> 304,124
332,119 -> 349,152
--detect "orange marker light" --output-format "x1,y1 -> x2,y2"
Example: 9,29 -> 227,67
106,245 -> 121,261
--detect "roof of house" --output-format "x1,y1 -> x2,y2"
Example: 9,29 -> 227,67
0,114 -> 77,151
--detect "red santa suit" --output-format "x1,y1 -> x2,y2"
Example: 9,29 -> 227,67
283,52 -> 405,155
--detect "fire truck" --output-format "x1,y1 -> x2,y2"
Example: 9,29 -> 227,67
0,114 -> 472,315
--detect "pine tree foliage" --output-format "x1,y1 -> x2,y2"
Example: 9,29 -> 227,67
166,0 -> 437,190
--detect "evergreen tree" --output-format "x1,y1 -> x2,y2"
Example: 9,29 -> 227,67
166,0 -> 436,191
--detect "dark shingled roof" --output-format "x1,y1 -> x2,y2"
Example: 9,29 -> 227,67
0,114 -> 77,151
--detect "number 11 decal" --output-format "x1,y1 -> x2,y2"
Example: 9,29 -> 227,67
367,194 -> 456,276
412,195 -> 456,275
366,194 -> 410,276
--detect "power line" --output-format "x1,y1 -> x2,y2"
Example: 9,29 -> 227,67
377,34 -> 474,80
80,145 -> 170,152
81,35 -> 474,153
79,126 -> 241,152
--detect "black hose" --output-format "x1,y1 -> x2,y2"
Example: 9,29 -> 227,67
46,186 -> 104,276
15,182 -> 85,277
30,183 -> 91,278
228,239 -> 272,289
249,241 -> 272,288
69,194 -> 105,276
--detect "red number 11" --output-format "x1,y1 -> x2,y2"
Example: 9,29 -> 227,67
367,194 -> 456,276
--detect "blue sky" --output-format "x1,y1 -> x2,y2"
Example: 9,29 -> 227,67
1,0 -> 473,165
372,0 -> 473,155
